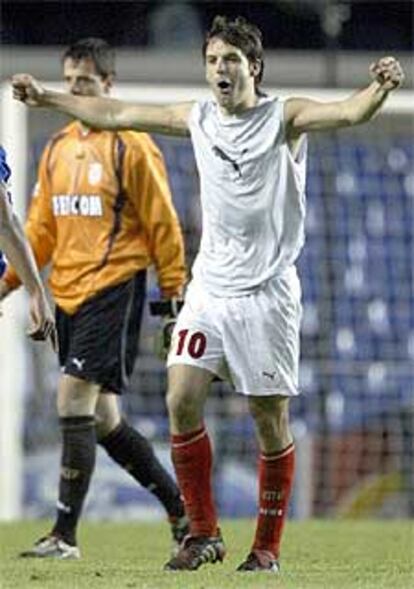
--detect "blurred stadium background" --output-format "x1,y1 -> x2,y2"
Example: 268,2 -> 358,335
0,0 -> 413,525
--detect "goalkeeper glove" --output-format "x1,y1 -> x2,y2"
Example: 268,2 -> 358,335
149,298 -> 184,360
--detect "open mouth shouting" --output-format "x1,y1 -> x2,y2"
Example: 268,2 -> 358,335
216,79 -> 233,95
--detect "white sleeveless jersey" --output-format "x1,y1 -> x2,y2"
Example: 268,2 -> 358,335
188,95 -> 307,296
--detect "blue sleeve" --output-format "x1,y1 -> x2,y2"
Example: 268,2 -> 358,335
0,145 -> 12,184
0,255 -> 6,279
0,145 -> 12,276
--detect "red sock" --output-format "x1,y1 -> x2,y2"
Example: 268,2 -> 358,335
252,443 -> 295,559
171,425 -> 218,537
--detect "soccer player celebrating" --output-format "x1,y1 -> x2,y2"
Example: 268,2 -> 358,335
11,16 -> 404,572
0,145 -> 55,343
3,38 -> 188,560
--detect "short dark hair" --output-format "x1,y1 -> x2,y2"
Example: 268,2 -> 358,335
62,38 -> 115,78
203,16 -> 264,89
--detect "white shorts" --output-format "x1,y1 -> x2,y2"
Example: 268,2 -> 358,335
167,266 -> 302,397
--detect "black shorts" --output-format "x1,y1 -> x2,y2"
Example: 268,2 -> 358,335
56,270 -> 146,395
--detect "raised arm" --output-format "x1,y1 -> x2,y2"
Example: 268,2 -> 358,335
285,56 -> 404,139
12,74 -> 193,137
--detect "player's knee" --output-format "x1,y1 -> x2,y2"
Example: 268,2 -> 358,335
57,374 -> 99,417
249,396 -> 291,436
95,414 -> 120,440
166,386 -> 200,426
94,394 -> 121,439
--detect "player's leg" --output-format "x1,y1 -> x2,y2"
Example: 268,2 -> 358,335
95,392 -> 188,546
220,268 -> 301,572
164,363 -> 226,570
162,281 -> 230,570
236,394 -> 295,572
167,364 -> 215,535
93,270 -> 188,545
20,274 -> 145,559
20,374 -> 99,559
52,376 -> 100,546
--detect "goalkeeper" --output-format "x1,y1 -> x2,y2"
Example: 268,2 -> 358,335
0,145 -> 55,344
0,39 -> 188,559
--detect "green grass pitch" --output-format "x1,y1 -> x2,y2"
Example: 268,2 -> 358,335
0,519 -> 413,588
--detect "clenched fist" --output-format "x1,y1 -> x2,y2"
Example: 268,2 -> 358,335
12,74 -> 45,107
27,287 -> 58,351
370,56 -> 404,92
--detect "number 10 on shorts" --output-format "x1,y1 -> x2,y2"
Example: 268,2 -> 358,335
176,329 -> 207,359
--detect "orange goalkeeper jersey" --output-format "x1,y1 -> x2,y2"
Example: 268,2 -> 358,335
4,122 -> 186,314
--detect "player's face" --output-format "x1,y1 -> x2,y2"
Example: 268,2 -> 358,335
205,38 -> 258,113
63,57 -> 112,97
